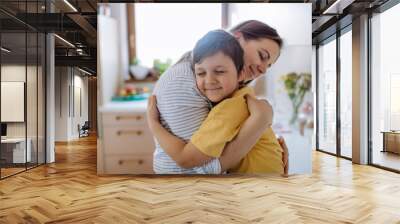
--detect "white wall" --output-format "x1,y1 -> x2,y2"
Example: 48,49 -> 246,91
54,67 -> 89,141
72,74 -> 89,138
109,3 -> 130,81
55,66 -> 69,141
97,14 -> 120,106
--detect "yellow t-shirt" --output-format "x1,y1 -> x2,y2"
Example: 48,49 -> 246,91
191,86 -> 284,174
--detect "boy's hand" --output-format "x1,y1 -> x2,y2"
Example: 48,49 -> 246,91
245,94 -> 273,127
147,95 -> 161,131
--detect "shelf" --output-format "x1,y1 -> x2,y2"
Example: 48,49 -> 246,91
125,76 -> 158,83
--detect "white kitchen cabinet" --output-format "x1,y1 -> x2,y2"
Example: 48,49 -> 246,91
98,100 -> 155,174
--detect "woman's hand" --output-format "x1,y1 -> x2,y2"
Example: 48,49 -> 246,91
277,136 -> 289,176
147,95 -> 161,132
245,94 -> 273,127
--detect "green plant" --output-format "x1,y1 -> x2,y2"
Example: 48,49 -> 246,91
281,72 -> 312,124
153,58 -> 172,75
131,58 -> 139,66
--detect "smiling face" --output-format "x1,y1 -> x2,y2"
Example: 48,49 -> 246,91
236,35 -> 281,81
194,51 -> 244,103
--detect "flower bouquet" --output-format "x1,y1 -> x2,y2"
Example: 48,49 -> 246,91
281,72 -> 312,124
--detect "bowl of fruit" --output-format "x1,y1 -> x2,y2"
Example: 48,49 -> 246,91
112,84 -> 150,102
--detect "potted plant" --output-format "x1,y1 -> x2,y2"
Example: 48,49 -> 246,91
153,58 -> 172,76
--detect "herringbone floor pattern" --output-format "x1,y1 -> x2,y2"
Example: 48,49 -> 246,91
0,135 -> 399,223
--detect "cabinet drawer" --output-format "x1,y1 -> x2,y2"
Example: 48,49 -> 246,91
103,126 -> 155,155
102,113 -> 146,126
384,133 -> 400,154
105,154 -> 153,174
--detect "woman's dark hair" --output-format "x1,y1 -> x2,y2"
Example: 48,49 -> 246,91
230,20 -> 282,48
192,29 -> 244,74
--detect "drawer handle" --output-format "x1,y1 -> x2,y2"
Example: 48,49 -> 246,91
115,115 -> 143,121
118,159 -> 144,165
117,130 -> 143,136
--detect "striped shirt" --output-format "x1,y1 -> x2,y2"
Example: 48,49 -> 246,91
152,53 -> 222,174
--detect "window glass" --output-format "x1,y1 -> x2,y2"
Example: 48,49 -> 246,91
340,29 -> 352,158
371,3 -> 400,171
318,37 -> 337,154
135,3 -> 222,67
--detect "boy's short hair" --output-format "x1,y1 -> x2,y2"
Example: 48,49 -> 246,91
192,30 -> 244,74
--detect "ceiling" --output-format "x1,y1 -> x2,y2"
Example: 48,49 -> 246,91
311,0 -> 390,43
0,0 -> 97,75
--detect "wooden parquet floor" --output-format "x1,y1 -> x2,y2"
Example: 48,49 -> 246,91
1,167 -> 26,178
0,135 -> 399,224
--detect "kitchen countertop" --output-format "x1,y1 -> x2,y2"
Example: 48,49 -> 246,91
99,100 -> 148,113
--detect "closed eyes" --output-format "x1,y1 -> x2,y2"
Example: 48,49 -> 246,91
196,72 -> 205,76
259,49 -> 271,62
